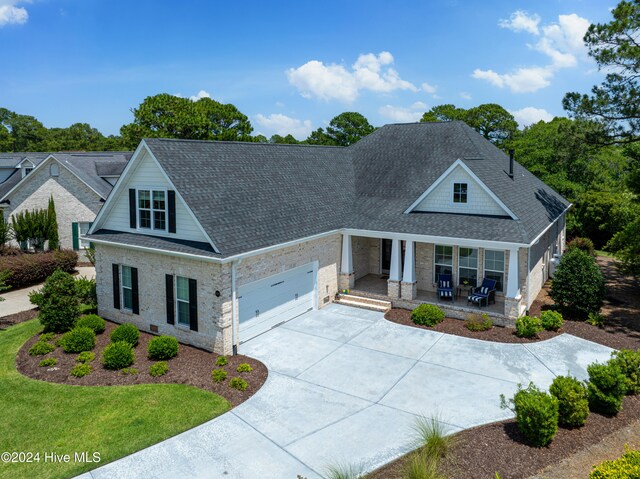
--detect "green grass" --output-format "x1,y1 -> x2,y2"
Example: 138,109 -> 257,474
595,250 -> 614,258
0,319 -> 230,479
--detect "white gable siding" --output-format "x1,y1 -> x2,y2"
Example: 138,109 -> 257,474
413,165 -> 507,216
101,149 -> 208,243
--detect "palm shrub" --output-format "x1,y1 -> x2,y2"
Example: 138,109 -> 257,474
549,248 -> 606,319
411,304 -> 445,327
515,315 -> 542,338
540,310 -> 563,331
608,349 -> 640,396
549,376 -> 589,428
60,327 -> 96,353
102,341 -> 135,370
147,336 -> 179,360
500,383 -> 559,447
587,362 -> 627,415
31,269 -> 80,333
76,314 -> 105,334
110,323 -> 139,346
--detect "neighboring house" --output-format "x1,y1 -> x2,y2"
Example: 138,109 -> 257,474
0,152 -> 131,251
87,122 -> 570,355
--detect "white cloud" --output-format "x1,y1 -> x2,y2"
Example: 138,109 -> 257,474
379,101 -> 427,123
474,11 -> 590,93
510,107 -> 554,127
499,10 -> 540,35
460,91 -> 472,100
189,90 -> 211,101
421,82 -> 437,94
411,101 -> 427,109
275,101 -> 285,108
254,113 -> 313,140
0,1 -> 28,27
287,51 -> 417,102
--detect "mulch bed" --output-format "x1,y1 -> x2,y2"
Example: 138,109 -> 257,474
16,320 -> 268,407
0,308 -> 39,329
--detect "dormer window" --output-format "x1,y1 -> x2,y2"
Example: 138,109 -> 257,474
22,167 -> 33,178
453,182 -> 467,203
137,189 -> 166,231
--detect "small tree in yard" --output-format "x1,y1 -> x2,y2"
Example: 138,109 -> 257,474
549,248 -> 606,319
30,269 -> 79,333
47,195 -> 59,250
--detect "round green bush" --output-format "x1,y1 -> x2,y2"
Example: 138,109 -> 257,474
147,336 -> 179,360
411,304 -> 445,327
549,376 -> 589,428
567,237 -> 595,256
500,383 -> 559,447
29,341 -> 55,356
609,349 -> 640,395
515,315 -> 543,338
110,323 -> 140,346
587,362 -> 627,415
76,351 -> 95,363
550,248 -> 606,319
540,310 -> 564,332
215,355 -> 228,367
229,377 -> 248,391
39,332 -> 56,342
236,363 -> 253,373
70,363 -> 92,377
76,314 -> 106,334
60,327 -> 96,353
465,313 -> 493,332
211,368 -> 227,383
149,361 -> 169,377
120,367 -> 139,375
102,341 -> 135,370
589,448 -> 640,479
33,269 -> 80,333
38,358 -> 57,367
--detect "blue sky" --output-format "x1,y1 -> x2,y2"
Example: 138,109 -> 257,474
0,0 -> 613,139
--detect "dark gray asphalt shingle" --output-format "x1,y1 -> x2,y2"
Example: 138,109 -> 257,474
90,230 -> 220,258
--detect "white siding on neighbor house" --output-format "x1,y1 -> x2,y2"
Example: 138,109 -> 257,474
101,149 -> 208,243
413,165 -> 507,216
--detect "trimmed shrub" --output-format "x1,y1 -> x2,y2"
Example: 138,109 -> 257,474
70,363 -> 92,377
515,316 -> 543,338
147,336 -> 179,360
411,304 -> 446,327
60,327 -> 96,353
589,447 -> 640,479
0,250 -> 77,289
550,248 -> 606,319
567,237 -> 595,256
211,368 -> 227,383
120,367 -> 139,375
31,269 -> 80,333
29,341 -> 55,356
39,332 -> 55,342
587,362 -> 627,415
230,377 -> 248,391
587,311 -> 606,328
110,323 -> 139,346
215,355 -> 228,367
540,310 -> 564,331
465,313 -> 493,332
76,351 -> 95,363
75,276 -> 96,305
549,376 -> 589,428
38,357 -> 57,367
609,349 -> 640,395
236,363 -> 253,373
150,362 -> 169,377
76,314 -> 105,334
102,341 -> 135,370
500,383 -> 559,447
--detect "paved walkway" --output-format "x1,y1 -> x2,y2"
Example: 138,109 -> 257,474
80,304 -> 613,479
0,266 -> 95,317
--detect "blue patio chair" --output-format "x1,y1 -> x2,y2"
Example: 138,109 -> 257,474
437,274 -> 454,302
467,278 -> 497,308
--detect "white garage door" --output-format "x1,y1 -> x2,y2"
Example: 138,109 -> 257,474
239,263 -> 315,343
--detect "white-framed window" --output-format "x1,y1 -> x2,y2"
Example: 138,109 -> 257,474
484,249 -> 505,292
121,265 -> 133,311
50,163 -> 59,177
458,247 -> 478,287
176,276 -> 191,326
22,167 -> 33,178
453,182 -> 467,203
434,245 -> 453,281
78,222 -> 91,249
137,189 -> 166,231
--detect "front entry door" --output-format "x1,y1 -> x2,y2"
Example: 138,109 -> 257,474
380,239 -> 405,275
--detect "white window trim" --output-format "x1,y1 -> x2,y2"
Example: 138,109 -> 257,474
22,167 -> 33,178
483,249 -> 505,292
78,222 -> 92,249
121,265 -> 133,312
433,244 -> 453,282
451,181 -> 469,206
175,275 -> 191,328
136,187 -> 168,232
458,247 -> 478,286
50,163 -> 60,177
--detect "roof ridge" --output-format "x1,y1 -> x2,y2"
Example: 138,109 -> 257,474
145,138 -> 345,149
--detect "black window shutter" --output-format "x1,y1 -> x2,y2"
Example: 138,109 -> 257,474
165,274 -> 175,325
188,278 -> 198,332
129,189 -> 136,229
112,264 -> 120,309
168,190 -> 176,233
131,267 -> 139,315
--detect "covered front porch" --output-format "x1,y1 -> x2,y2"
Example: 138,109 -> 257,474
338,232 -> 526,323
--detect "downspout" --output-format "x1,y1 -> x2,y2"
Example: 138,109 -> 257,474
231,260 -> 238,356
526,247 -> 531,315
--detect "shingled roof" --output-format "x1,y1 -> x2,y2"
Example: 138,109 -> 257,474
92,122 -> 570,258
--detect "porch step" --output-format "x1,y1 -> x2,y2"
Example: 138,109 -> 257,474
336,294 -> 391,313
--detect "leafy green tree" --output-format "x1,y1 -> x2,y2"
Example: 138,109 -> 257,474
306,112 -> 375,146
464,104 -> 518,145
563,0 -> 640,143
194,97 -> 253,141
305,127 -> 333,145
44,123 -> 108,151
607,216 -> 640,275
420,104 -> 467,122
47,195 -> 59,250
270,134 -> 299,144
0,108 -> 47,151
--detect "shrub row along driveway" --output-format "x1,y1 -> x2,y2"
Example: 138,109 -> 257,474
83,304 -> 613,479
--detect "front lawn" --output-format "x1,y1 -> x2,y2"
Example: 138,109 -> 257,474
0,319 -> 230,479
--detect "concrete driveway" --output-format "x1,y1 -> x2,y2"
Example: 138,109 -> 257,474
83,304 -> 613,479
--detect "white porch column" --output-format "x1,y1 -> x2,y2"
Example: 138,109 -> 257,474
401,240 -> 417,300
505,247 -> 522,321
339,234 -> 355,291
387,238 -> 402,298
